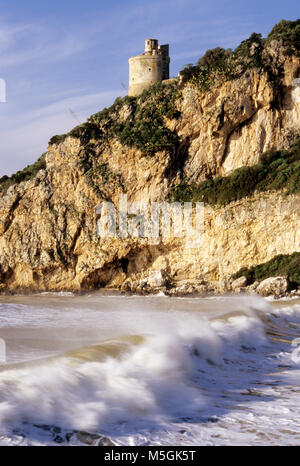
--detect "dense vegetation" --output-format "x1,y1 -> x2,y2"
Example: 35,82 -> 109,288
50,81 -> 181,158
0,153 -> 46,195
267,19 -> 300,56
50,83 -> 182,198
48,19 -> 300,159
49,123 -> 103,147
232,252 -> 300,287
2,20 -> 299,197
114,83 -> 181,156
83,161 -> 125,200
169,135 -> 300,206
179,19 -> 299,91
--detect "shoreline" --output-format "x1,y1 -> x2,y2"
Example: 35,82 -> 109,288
0,286 -> 299,302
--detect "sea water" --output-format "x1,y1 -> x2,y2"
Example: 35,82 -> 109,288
0,292 -> 299,446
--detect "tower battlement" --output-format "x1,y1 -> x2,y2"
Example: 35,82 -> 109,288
128,39 -> 170,97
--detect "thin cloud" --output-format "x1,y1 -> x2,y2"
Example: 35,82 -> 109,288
0,89 -> 125,176
0,22 -> 87,68
0,0 -> 297,177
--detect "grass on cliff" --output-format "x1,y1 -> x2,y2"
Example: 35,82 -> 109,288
111,83 -> 181,156
232,252 -> 300,288
83,162 -> 125,200
89,82 -> 181,157
179,19 -> 299,92
0,153 -> 46,195
49,122 -> 103,147
169,135 -> 300,206
48,83 -> 182,199
49,82 -> 181,158
267,19 -> 300,56
48,19 -> 299,161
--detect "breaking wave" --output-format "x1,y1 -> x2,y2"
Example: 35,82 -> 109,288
0,295 -> 299,445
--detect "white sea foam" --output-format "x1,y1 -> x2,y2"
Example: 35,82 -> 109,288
0,294 -> 299,445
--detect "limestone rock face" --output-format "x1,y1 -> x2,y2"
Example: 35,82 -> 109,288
172,56 -> 300,182
123,269 -> 167,293
0,50 -> 299,294
231,276 -> 248,291
145,270 -> 166,288
256,276 -> 289,297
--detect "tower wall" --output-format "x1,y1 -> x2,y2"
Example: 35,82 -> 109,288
145,39 -> 158,54
128,39 -> 170,97
159,44 -> 170,80
129,55 -> 163,97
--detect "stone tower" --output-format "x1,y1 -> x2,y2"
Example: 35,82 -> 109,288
128,39 -> 170,97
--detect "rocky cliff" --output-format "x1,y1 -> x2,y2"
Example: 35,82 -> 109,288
0,21 -> 299,294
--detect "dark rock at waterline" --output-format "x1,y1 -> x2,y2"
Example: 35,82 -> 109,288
75,431 -> 116,446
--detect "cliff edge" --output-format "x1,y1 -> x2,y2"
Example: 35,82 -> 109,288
0,20 -> 299,294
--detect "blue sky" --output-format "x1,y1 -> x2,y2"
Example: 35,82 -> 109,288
0,0 -> 299,176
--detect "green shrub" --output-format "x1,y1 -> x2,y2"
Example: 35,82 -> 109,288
234,33 -> 264,56
197,47 -> 232,68
179,20 -> 299,92
49,82 -> 181,158
169,136 -> 300,206
43,19 -> 299,200
0,153 -> 47,195
109,82 -> 181,156
267,19 -> 300,56
83,162 -> 125,199
88,96 -> 131,126
232,252 -> 300,287
180,47 -> 239,91
49,122 -> 103,147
